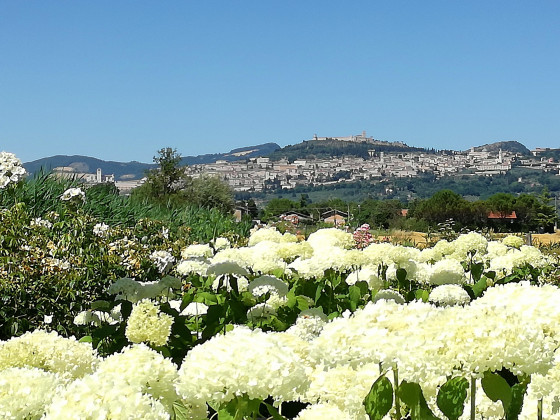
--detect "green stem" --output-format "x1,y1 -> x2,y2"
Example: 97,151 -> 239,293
393,366 -> 401,420
538,398 -> 543,420
470,376 -> 476,420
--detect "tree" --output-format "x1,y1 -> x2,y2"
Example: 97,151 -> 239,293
148,148 -> 188,197
186,175 -> 234,213
132,148 -> 190,203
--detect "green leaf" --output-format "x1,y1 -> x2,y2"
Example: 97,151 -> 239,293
363,374 -> 393,420
436,377 -> 469,420
172,401 -> 191,420
217,408 -> 235,420
481,371 -> 512,412
263,403 -> 288,420
414,289 -> 430,302
196,292 -> 219,305
396,268 -> 408,286
349,285 -> 362,304
471,277 -> 488,298
398,381 -> 440,420
90,300 -> 111,311
314,284 -> 323,304
78,335 -> 92,343
295,296 -> 310,311
469,262 -> 485,282
356,280 -> 369,296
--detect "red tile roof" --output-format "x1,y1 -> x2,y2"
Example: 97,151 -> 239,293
488,211 -> 517,219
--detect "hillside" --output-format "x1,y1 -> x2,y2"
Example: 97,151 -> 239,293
181,142 -> 280,165
471,140 -> 531,155
267,139 -> 432,161
24,143 -> 281,180
23,155 -> 155,180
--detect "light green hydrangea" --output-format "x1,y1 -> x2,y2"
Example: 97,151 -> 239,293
502,235 -> 525,248
125,300 -> 174,347
0,330 -> 98,379
0,367 -> 63,420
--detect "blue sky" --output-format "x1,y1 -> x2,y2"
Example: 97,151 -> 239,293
1,1 -> 559,163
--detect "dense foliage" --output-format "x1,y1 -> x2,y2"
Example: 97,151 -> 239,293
259,189 -> 557,233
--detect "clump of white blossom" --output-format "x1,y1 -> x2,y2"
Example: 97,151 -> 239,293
502,234 -> 525,248
107,277 -> 180,303
31,217 -> 53,229
286,308 -> 328,342
149,250 -> 175,274
176,258 -> 210,277
212,237 -> 231,251
168,300 -> 209,317
175,326 -> 310,406
248,226 -> 298,246
429,284 -> 471,306
125,300 -> 174,347
181,244 -> 213,259
0,330 -> 98,380
0,367 -> 64,420
60,187 -> 86,202
294,402 -> 354,420
0,151 -> 26,188
74,305 -> 122,326
93,222 -> 110,237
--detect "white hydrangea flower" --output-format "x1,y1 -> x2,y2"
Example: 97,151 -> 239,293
247,302 -> 277,321
176,258 -> 210,277
149,250 -> 175,274
43,372 -> 171,420
31,217 -> 53,229
294,402 -> 354,420
181,244 -> 213,259
175,327 -> 310,406
93,222 -> 110,237
449,232 -> 488,261
211,248 -> 252,268
307,228 -> 354,250
0,151 -> 26,188
248,275 -> 289,298
303,363 -> 381,418
286,309 -> 328,341
0,367 -> 64,420
428,258 -> 466,285
0,330 -> 98,379
248,226 -> 297,246
94,344 -> 180,412
207,261 -> 250,277
60,187 -> 86,202
502,235 -> 525,248
125,300 -> 174,347
429,284 -> 471,306
212,237 -> 231,251
168,300 -> 209,317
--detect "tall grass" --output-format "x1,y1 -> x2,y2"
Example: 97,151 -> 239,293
0,172 -> 251,243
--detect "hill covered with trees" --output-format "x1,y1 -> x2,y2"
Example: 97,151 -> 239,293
267,139 -> 435,161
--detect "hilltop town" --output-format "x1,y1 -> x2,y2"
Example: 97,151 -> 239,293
39,132 -> 560,195
185,143 -> 559,193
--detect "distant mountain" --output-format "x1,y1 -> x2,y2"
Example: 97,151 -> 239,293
471,141 -> 531,155
181,142 -> 281,165
23,142 -> 282,180
24,155 -> 155,181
